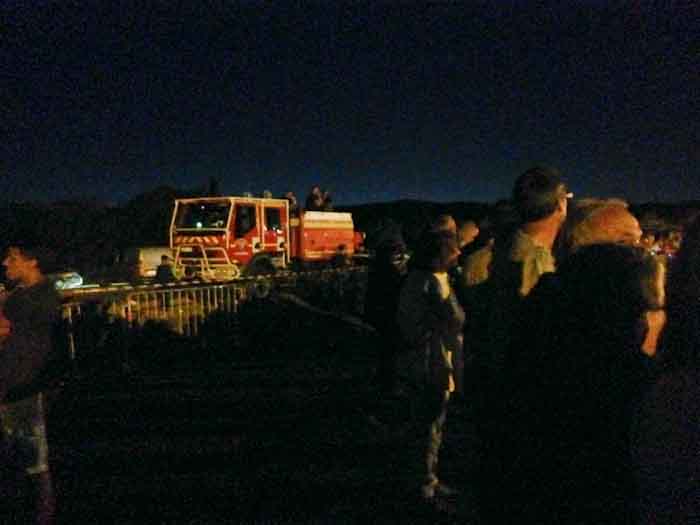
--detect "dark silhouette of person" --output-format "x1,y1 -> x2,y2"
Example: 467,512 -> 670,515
631,215 -> 700,524
321,190 -> 333,211
1,243 -> 60,524
498,244 -> 661,524
364,230 -> 408,395
284,191 -> 299,217
155,254 -> 177,283
396,229 -> 464,503
460,167 -> 570,519
305,186 -> 325,211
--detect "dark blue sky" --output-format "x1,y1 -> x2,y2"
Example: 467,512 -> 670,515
2,2 -> 698,205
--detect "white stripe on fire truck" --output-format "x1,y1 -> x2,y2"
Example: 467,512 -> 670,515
302,222 -> 354,229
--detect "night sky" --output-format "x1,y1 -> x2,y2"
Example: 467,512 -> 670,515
2,2 -> 698,206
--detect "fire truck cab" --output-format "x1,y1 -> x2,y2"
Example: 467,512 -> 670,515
170,196 -> 358,280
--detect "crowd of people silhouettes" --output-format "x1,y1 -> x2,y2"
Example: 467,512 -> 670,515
364,165 -> 698,523
1,171 -> 698,523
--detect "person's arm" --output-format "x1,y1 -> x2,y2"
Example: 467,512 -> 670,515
642,309 -> 666,357
436,290 -> 466,333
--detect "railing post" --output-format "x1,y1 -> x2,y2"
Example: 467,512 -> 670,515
61,303 -> 78,373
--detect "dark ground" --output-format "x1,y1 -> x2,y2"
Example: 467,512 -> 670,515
42,295 -> 482,524
46,370 -> 481,525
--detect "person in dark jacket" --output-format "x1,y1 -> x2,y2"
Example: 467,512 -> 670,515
631,215 -> 700,524
283,191 -> 300,216
1,243 -> 60,524
499,244 -> 661,525
364,230 -> 408,395
305,186 -> 325,211
155,254 -> 177,283
396,229 -> 465,503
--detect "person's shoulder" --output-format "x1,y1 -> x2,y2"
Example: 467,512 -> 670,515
466,244 -> 493,267
463,242 -> 494,285
14,279 -> 60,315
38,279 -> 61,304
19,279 -> 58,298
466,242 -> 493,261
508,230 -> 535,257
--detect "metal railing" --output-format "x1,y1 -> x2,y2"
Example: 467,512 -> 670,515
58,267 -> 368,366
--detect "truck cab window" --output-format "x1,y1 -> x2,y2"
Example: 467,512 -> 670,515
176,202 -> 230,229
265,208 -> 282,231
235,205 -> 256,237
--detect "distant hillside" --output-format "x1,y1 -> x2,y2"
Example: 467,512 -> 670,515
0,185 -> 205,274
2,189 -> 699,276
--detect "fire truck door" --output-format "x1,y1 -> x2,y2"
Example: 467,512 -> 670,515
233,203 -> 260,257
262,206 -> 285,252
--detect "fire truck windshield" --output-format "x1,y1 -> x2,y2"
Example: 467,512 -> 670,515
175,202 -> 231,230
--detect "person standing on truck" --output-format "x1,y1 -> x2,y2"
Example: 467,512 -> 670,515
283,191 -> 300,217
305,186 -> 327,211
1,243 -> 60,524
321,190 -> 333,211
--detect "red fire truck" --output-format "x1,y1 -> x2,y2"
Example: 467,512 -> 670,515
169,195 -> 362,280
